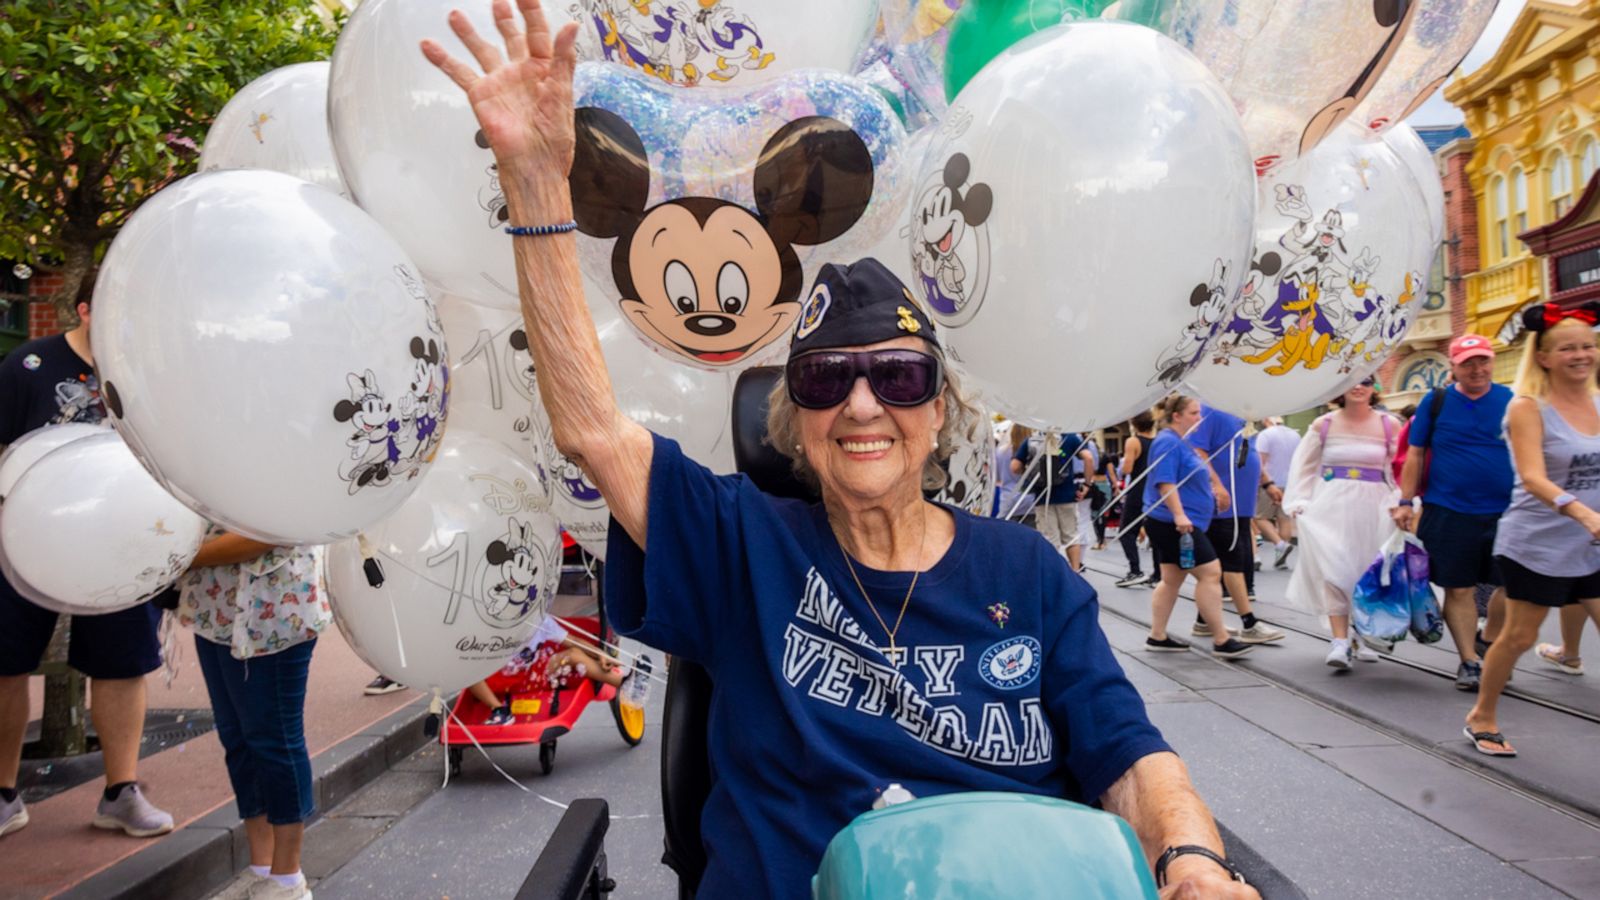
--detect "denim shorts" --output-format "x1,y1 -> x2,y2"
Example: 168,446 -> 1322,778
194,635 -> 317,825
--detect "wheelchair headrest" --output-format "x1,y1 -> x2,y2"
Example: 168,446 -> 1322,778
731,366 -> 820,503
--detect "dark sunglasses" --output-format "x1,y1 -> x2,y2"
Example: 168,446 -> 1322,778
785,349 -> 944,410
1358,377 -> 1377,388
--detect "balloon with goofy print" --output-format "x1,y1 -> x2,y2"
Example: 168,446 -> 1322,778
91,170 -> 449,545
1185,121 -> 1432,419
328,432 -> 563,696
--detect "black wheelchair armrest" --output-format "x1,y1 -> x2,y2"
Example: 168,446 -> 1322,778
517,797 -> 614,900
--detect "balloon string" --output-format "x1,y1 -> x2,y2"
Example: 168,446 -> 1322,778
369,548 -> 668,688
388,593 -> 408,669
1116,424 -> 1245,538
440,696 -> 652,820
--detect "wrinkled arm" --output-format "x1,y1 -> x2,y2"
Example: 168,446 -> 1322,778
1102,752 -> 1258,898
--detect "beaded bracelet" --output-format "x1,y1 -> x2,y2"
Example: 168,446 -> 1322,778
504,221 -> 578,237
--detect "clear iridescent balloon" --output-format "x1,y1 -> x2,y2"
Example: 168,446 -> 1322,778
1186,121 -> 1432,419
1383,123 -> 1446,249
200,62 -> 349,199
1133,0 -> 1421,174
569,63 -> 909,371
1352,0 -> 1500,135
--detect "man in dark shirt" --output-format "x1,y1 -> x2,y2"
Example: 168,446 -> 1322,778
1013,432 -> 1094,572
0,294 -> 173,839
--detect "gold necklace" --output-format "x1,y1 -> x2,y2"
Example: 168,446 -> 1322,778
839,511 -> 926,659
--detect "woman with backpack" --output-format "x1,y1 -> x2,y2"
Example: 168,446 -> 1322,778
1283,376 -> 1403,670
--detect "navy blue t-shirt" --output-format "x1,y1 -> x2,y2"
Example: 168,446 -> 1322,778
0,334 -> 105,443
1188,406 -> 1262,520
1406,384 -> 1514,515
606,435 -> 1171,900
1141,429 -> 1215,530
1013,434 -> 1087,505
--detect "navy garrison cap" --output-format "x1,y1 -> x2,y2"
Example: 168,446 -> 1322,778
787,258 -> 940,358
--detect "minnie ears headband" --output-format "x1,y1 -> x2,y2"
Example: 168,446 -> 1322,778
1524,301 -> 1600,333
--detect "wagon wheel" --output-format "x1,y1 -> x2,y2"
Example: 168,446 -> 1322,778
538,740 -> 556,775
610,656 -> 651,748
447,746 -> 463,777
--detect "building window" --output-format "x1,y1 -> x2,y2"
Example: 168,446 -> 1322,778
1512,167 -> 1528,234
1492,175 -> 1509,259
1551,150 -> 1573,218
1582,137 -> 1600,187
1400,357 -> 1449,392
1425,247 -> 1447,310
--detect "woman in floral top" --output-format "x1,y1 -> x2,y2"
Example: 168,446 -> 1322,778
178,530 -> 329,900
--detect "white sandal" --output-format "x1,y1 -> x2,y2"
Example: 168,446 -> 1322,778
1536,643 -> 1584,676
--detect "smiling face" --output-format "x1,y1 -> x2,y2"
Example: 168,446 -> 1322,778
619,201 -> 795,367
1537,320 -> 1599,386
917,185 -> 965,258
1451,355 -> 1494,395
1343,382 -> 1375,407
796,336 -> 945,506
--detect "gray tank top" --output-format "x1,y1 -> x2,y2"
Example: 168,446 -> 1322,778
1493,396 -> 1600,577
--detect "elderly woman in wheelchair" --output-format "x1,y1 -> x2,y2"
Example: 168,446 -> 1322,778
423,2 -> 1258,897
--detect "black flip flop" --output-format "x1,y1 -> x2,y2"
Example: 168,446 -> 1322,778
1463,725 -> 1517,757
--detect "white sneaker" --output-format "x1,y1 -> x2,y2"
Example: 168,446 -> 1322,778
248,876 -> 312,900
1325,639 -> 1353,670
1238,622 -> 1285,644
1355,642 -> 1382,662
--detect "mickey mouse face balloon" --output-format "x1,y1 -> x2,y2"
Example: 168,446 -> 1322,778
566,63 -> 909,371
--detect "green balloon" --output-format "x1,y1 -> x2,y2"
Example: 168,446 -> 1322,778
944,0 -> 1113,101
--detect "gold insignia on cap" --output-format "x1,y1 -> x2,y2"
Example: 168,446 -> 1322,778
896,306 -> 921,334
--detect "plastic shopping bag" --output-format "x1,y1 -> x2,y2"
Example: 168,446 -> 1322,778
1351,532 -> 1413,652
1400,535 -> 1444,644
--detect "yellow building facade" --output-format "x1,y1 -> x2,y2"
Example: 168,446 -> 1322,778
1445,0 -> 1600,382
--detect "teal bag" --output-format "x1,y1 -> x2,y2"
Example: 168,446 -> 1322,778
812,792 -> 1158,899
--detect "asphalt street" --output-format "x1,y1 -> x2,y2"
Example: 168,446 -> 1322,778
204,542 -> 1600,899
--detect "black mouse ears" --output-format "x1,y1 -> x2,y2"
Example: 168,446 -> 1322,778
1524,301 -> 1600,334
752,115 -> 874,248
569,107 -> 876,249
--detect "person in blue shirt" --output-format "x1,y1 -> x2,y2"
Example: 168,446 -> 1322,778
1011,430 -> 1093,570
1187,407 -> 1286,645
1141,395 -> 1255,660
1393,334 -> 1515,691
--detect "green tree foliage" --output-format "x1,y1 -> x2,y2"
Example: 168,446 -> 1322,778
0,1 -> 343,310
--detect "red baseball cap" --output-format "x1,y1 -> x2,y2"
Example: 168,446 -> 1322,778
1449,334 -> 1494,364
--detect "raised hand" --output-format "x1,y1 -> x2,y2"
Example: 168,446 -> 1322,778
420,0 -> 580,180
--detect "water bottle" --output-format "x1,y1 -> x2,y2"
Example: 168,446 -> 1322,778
620,654 -> 653,712
1178,532 -> 1196,569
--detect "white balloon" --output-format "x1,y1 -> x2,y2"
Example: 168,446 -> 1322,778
327,433 -> 563,696
556,0 -> 882,89
1185,122 -> 1431,419
1147,0 -> 1419,174
436,295 -> 543,471
0,422 -> 108,498
0,432 -> 207,615
919,22 -> 1255,431
930,401 -> 995,518
92,170 -> 449,545
1382,124 -> 1446,250
199,62 -> 349,199
328,0 -> 525,309
1351,0 -> 1500,135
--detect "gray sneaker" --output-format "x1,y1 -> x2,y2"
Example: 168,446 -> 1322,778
0,792 -> 27,838
1273,543 -> 1295,569
248,876 -> 312,899
1455,661 -> 1482,692
1238,622 -> 1286,643
93,783 -> 174,837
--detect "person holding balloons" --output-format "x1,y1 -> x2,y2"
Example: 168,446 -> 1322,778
177,531 -> 329,900
1281,377 -> 1403,670
419,4 -> 1259,897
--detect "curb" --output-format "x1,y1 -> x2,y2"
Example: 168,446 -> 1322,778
55,696 -> 434,900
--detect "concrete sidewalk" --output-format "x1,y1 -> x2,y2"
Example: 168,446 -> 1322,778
6,626 -> 423,900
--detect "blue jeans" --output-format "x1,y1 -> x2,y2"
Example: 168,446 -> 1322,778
194,635 -> 317,825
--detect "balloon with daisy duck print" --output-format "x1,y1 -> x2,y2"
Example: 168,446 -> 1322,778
1185,121 -> 1432,419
